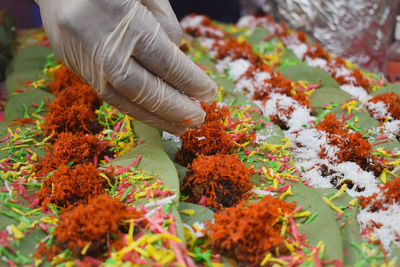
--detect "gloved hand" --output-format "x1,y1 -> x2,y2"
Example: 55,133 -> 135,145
36,0 -> 218,135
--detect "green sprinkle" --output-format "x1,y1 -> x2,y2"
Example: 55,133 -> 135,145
119,186 -> 133,202
163,203 -> 173,215
66,161 -> 74,166
4,201 -> 33,211
22,104 -> 30,119
194,247 -> 213,267
1,211 -> 20,220
34,100 -> 45,114
315,110 -> 331,125
351,242 -> 365,258
16,251 -> 32,264
304,212 -> 319,224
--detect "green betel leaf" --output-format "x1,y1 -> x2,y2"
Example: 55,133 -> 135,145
277,65 -> 340,89
179,202 -> 214,225
5,71 -> 50,100
246,27 -> 271,47
310,87 -> 352,115
346,109 -> 379,130
4,88 -> 55,121
132,120 -> 163,149
12,46 -> 54,73
372,83 -> 400,96
286,182 -> 344,262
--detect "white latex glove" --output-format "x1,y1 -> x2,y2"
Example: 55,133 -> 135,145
36,0 -> 218,135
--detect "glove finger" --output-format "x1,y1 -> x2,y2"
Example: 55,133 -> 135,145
100,84 -> 191,136
102,57 -> 206,128
141,0 -> 183,46
120,3 -> 217,104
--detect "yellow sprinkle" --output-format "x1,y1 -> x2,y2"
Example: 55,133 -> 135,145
233,141 -> 250,148
322,196 -> 343,214
11,207 -> 26,216
11,224 -> 24,239
304,89 -> 315,96
217,87 -> 223,103
180,209 -> 195,216
284,241 -> 295,252
40,216 -> 58,224
293,211 -> 311,218
348,199 -> 358,207
81,242 -> 91,255
261,253 -> 272,266
380,170 -> 387,184
99,172 -> 113,187
386,158 -> 400,167
355,116 -> 359,122
384,117 -> 392,124
273,178 -> 279,188
31,113 -> 43,119
329,184 -> 347,201
249,151 -> 257,157
35,258 -> 43,267
280,186 -> 293,200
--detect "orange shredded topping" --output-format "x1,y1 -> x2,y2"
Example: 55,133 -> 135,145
359,176 -> 400,211
184,154 -> 253,209
176,102 -> 235,165
209,196 -> 295,266
35,132 -> 110,177
316,114 -> 379,173
368,92 -> 400,121
53,194 -> 143,257
37,163 -> 108,208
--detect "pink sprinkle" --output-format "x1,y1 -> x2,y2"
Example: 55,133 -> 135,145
104,155 -> 113,162
26,153 -> 33,164
373,140 -> 389,146
288,205 -> 303,217
269,184 -> 291,192
198,195 -> 207,206
0,132 -> 10,142
306,79 -> 322,90
115,155 -> 142,175
313,249 -> 323,267
375,134 -> 388,140
93,155 -> 98,167
289,217 -> 299,240
145,189 -> 152,200
323,259 -> 344,267
81,256 -> 103,266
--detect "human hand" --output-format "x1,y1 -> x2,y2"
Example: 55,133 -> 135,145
37,0 -> 218,135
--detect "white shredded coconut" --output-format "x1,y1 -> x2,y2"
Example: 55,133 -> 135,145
340,85 -> 371,102
287,43 -> 308,59
358,203 -> 400,250
305,57 -> 328,68
382,120 -> 400,137
228,59 -> 252,81
367,101 -> 389,120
